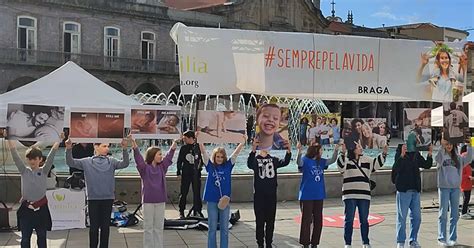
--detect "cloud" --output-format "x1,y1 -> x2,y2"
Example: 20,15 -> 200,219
371,6 -> 420,23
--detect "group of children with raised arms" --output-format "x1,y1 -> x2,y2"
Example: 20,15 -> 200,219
5,102 -> 473,248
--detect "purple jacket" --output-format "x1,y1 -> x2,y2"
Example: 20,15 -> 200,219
133,147 -> 176,203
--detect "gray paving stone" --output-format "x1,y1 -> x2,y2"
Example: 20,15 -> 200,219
1,191 -> 473,247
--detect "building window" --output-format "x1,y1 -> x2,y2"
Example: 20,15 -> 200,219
141,31 -> 155,60
104,27 -> 120,57
63,22 -> 81,54
17,16 -> 37,50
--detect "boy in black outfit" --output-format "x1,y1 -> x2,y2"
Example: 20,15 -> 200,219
177,130 -> 204,218
247,137 -> 291,248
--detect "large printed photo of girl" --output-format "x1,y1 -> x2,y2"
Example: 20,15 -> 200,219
417,42 -> 467,103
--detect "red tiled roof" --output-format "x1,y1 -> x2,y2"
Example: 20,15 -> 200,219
328,22 -> 351,33
164,0 -> 227,10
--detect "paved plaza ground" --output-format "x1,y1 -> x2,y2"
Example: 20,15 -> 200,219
1,191 -> 473,247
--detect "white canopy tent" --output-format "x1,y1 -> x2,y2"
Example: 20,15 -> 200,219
0,61 -> 139,127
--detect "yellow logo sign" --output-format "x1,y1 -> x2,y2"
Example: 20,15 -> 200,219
53,192 -> 65,202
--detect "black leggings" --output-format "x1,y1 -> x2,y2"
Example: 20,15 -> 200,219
88,199 -> 114,248
462,190 -> 471,215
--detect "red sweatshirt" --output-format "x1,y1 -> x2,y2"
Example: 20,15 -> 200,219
461,165 -> 472,192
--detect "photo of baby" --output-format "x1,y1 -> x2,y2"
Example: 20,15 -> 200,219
97,113 -> 124,139
130,106 -> 181,139
6,103 -> 65,142
131,109 -> 157,134
403,108 -> 432,151
254,103 -> 289,150
70,112 -> 99,139
156,109 -> 181,139
69,109 -> 125,143
197,110 -> 246,144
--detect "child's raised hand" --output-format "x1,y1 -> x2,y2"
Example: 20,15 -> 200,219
198,142 -> 206,153
121,135 -> 130,149
130,136 -> 138,149
252,137 -> 259,151
283,139 -> 291,152
383,144 -> 388,155
65,139 -> 73,149
6,139 -> 16,149
171,139 -> 179,150
341,143 -> 346,154
52,141 -> 60,150
242,134 -> 248,144
296,142 -> 302,151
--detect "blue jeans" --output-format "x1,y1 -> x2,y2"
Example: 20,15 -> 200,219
207,202 -> 230,248
396,190 -> 421,244
343,199 -> 370,245
438,188 -> 460,242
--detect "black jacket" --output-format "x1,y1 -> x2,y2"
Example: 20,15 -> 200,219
391,150 -> 433,192
177,143 -> 202,176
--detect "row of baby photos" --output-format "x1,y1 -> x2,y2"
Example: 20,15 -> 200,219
2,103 -> 439,151
2,103 -> 289,148
3,103 -> 182,143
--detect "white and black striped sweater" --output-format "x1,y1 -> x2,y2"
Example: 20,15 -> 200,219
337,153 -> 386,201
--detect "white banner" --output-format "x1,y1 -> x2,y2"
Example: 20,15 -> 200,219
171,23 -> 467,102
46,188 -> 86,230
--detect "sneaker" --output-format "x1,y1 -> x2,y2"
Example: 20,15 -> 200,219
447,240 -> 457,246
344,246 -> 352,248
460,213 -> 472,219
179,211 -> 185,219
437,240 -> 447,246
409,241 -> 421,248
397,243 -> 405,248
362,245 -> 371,248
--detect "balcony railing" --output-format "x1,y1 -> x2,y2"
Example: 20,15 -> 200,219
0,48 -> 178,74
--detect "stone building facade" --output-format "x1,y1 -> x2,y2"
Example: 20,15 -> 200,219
0,0 -> 225,94
0,0 -> 329,95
